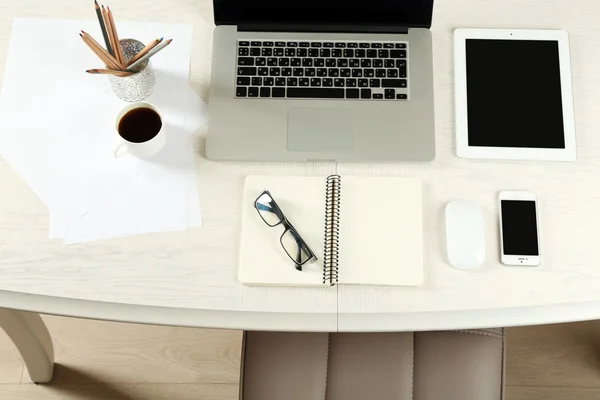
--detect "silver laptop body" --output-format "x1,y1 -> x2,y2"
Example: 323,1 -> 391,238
207,1 -> 435,162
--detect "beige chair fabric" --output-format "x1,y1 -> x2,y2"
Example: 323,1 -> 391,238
241,329 -> 505,400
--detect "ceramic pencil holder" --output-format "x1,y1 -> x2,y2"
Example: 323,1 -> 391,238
109,38 -> 156,102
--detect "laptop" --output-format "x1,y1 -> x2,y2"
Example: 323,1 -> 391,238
206,0 -> 436,162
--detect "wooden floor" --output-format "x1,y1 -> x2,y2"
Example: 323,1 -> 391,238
1,316 -> 599,399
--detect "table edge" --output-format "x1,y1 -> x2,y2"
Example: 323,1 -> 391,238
0,290 -> 337,332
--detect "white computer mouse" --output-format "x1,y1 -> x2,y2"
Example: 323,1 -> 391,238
445,200 -> 485,270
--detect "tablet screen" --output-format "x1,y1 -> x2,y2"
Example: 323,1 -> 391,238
466,39 -> 565,149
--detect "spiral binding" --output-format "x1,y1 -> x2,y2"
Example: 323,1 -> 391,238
323,175 -> 341,286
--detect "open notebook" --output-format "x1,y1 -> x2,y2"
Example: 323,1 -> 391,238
239,175 -> 423,287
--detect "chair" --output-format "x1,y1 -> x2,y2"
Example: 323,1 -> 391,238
240,329 -> 505,400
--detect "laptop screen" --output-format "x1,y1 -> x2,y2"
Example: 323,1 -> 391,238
214,0 -> 434,29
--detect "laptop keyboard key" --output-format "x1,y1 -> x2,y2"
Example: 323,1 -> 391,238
299,78 -> 310,86
382,79 -> 407,88
274,48 -> 284,57
275,41 -> 286,47
238,67 -> 256,76
287,77 -> 298,86
236,87 -> 247,97
371,43 -> 382,48
258,67 -> 269,76
349,59 -> 360,67
282,68 -> 292,76
302,58 -> 313,67
320,49 -> 331,57
239,41 -> 250,46
387,69 -> 398,78
311,78 -> 322,87
358,79 -> 369,87
326,59 -> 336,67
332,49 -> 342,57
385,59 -> 395,68
267,58 -> 278,66
279,58 -> 290,66
334,78 -> 345,87
384,43 -> 394,48
337,59 -> 348,67
323,42 -> 334,48
256,58 -> 266,66
323,78 -> 333,87
260,87 -> 271,97
309,49 -> 319,57
251,77 -> 262,86
238,47 -> 249,56
250,48 -> 260,56
293,68 -> 304,76
391,50 -> 407,58
287,42 -> 298,47
287,88 -> 344,98
264,77 -> 274,86
341,68 -> 351,77
299,42 -> 310,47
361,88 -> 372,98
373,93 -> 383,99
248,87 -> 259,97
285,48 -> 296,56
297,48 -> 308,57
355,49 -> 366,57
311,42 -> 322,48
270,67 -> 281,76
378,49 -> 389,58
272,87 -> 285,97
291,58 -> 301,66
397,93 -> 408,99
367,50 -> 377,58
328,68 -> 340,77
385,89 -> 395,99
399,66 -> 407,78
263,41 -> 273,47
237,77 -> 250,85
348,42 -> 358,48
262,48 -> 272,56
373,59 -> 383,68
364,69 -> 374,77
376,69 -> 387,77
343,49 -> 354,58
396,43 -> 407,48
370,78 -> 381,87
352,69 -> 362,77
346,88 -> 359,98
315,58 -> 325,67
305,68 -> 316,77
275,78 -> 286,86
251,41 -> 261,46
317,68 -> 328,77
346,78 -> 357,87
335,43 -> 346,48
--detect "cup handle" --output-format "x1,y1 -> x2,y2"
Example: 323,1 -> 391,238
114,141 -> 128,158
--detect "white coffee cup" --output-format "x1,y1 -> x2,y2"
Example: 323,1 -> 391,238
114,102 -> 166,158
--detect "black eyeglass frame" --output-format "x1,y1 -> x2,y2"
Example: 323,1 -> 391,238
254,190 -> 318,271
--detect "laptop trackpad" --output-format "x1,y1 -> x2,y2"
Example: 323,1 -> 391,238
287,108 -> 354,152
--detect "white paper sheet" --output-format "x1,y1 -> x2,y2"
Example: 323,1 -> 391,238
0,18 -> 201,243
61,88 -> 208,244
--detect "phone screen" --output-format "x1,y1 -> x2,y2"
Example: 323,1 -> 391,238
501,200 -> 539,256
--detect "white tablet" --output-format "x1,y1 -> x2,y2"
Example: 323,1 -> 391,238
454,29 -> 577,161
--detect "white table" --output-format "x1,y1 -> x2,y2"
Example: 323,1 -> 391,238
3,0 -> 600,384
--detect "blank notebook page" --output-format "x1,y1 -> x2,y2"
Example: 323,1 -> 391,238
239,176 -> 326,286
338,177 -> 423,286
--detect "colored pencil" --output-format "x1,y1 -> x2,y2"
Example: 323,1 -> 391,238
94,0 -> 113,56
80,32 -> 120,70
127,38 -> 163,66
127,38 -> 172,71
86,69 -> 134,77
107,7 -> 125,67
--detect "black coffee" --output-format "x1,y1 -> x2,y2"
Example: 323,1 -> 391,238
118,107 -> 162,143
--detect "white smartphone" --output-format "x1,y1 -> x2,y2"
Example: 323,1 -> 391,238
498,191 -> 541,266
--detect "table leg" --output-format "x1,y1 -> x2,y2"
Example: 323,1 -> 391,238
0,308 -> 54,383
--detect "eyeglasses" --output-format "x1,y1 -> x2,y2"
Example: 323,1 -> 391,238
254,190 -> 317,271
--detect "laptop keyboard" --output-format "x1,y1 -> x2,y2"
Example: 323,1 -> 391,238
235,40 -> 408,100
